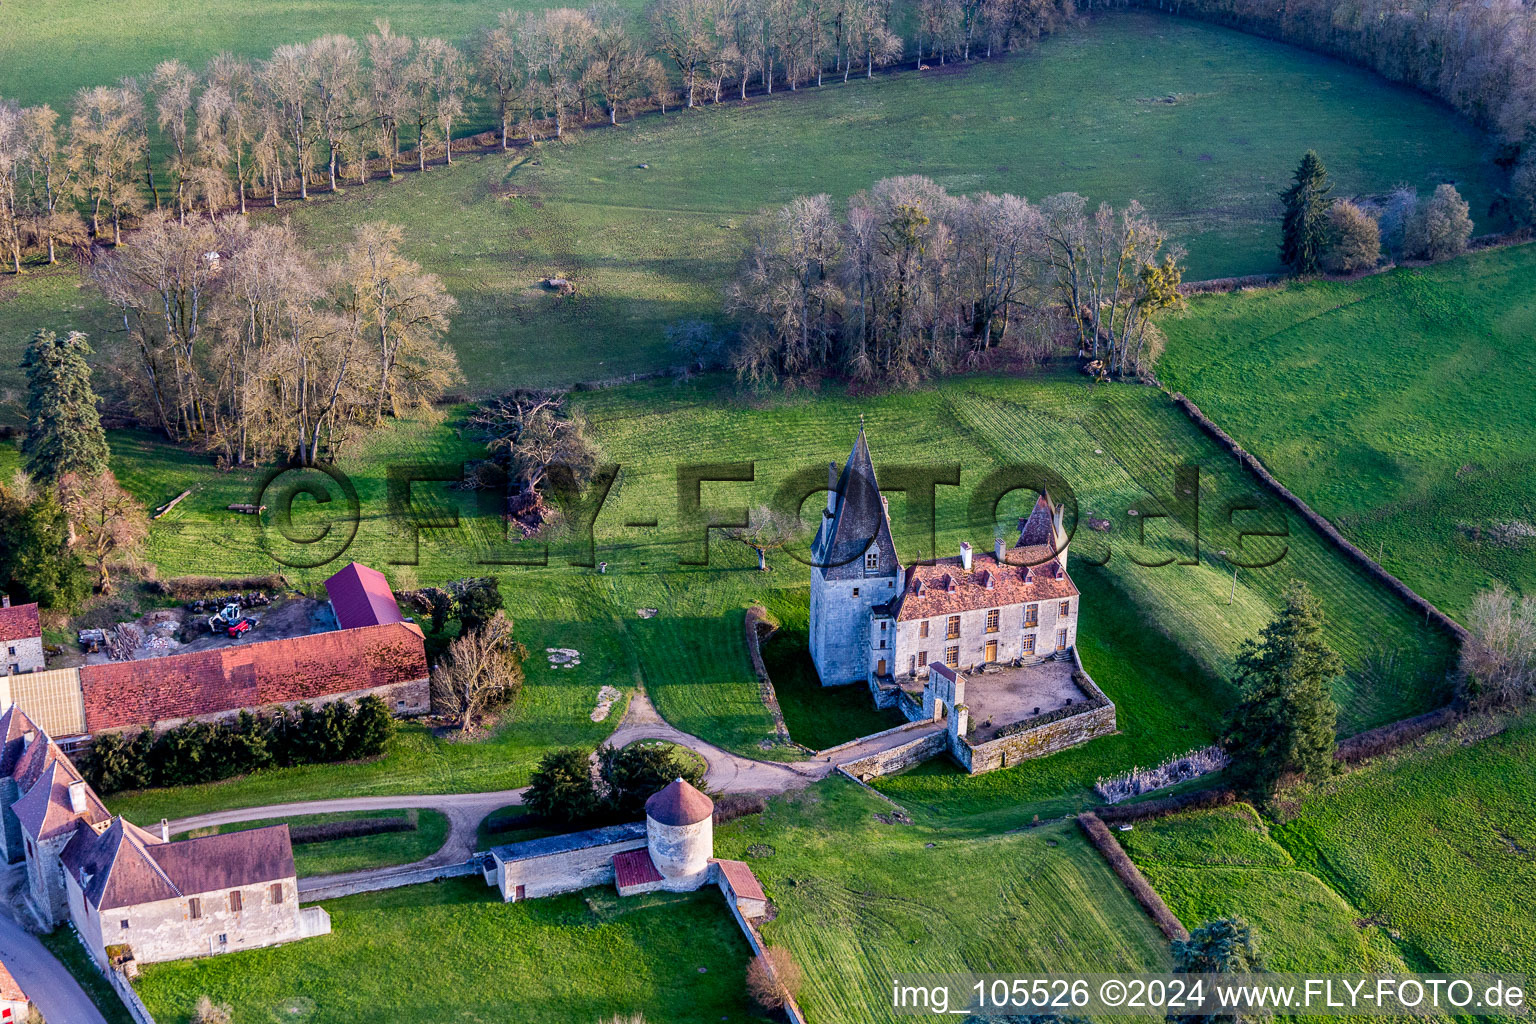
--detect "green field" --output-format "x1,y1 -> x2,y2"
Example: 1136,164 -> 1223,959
1162,243 -> 1536,620
135,877 -> 769,1024
0,14 -> 1505,420
715,776 -> 1172,1023
1122,711 -> 1536,979
174,809 -> 449,877
89,370 -> 1454,831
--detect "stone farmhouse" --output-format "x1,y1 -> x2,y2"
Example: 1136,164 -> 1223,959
810,429 -> 1115,773
0,960 -> 29,1023
0,601 -> 44,677
0,705 -> 327,967
0,562 -> 428,740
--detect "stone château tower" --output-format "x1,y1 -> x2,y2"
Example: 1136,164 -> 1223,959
808,427 -> 900,686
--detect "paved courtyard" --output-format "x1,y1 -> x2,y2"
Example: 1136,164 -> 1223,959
961,659 -> 1086,742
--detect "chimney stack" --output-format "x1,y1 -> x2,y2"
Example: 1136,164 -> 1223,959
959,542 -> 973,571
825,462 -> 837,516
2,595 -> 9,608
994,537 -> 1006,564
160,818 -> 170,842
68,780 -> 88,814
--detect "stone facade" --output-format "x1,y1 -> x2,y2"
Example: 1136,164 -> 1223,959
489,823 -> 648,902
959,699 -> 1117,773
889,593 -> 1077,681
67,872 -> 303,966
839,729 -> 949,780
647,815 -> 712,889
0,638 -> 44,677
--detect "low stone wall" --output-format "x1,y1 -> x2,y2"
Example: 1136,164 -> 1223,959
959,700 -> 1116,773
108,962 -> 157,1024
839,729 -> 948,780
299,858 -> 481,902
1168,391 -> 1466,645
743,606 -> 793,744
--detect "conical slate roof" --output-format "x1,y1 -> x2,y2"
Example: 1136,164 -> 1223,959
645,777 -> 713,826
817,427 -> 899,580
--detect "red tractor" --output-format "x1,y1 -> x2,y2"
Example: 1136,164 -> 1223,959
209,603 -> 253,639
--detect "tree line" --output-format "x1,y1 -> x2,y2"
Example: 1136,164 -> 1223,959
0,0 -> 1073,266
1115,0 -> 1536,225
727,174 -> 1184,386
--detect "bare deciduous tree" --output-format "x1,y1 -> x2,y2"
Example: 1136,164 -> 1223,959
429,611 -> 526,733
59,470 -> 148,594
1460,585 -> 1536,710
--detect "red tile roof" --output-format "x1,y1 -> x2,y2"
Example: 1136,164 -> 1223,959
0,960 -> 24,1003
613,848 -> 663,889
79,621 -> 427,733
324,562 -> 405,630
645,778 -> 713,826
893,550 -> 1077,621
0,603 -> 39,644
713,859 -> 766,902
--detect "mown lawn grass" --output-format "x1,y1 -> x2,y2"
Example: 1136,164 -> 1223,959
0,14 -> 1503,417
135,877 -> 769,1024
762,618 -> 905,751
1161,243 -> 1536,621
174,808 -> 450,877
714,775 -> 1172,1024
91,368 -> 1453,822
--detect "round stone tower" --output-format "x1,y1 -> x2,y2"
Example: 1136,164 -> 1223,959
644,777 -> 713,889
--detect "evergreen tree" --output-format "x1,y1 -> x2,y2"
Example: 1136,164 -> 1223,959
0,487 -> 91,611
525,747 -> 600,824
1279,151 -> 1333,275
1222,580 -> 1341,797
598,742 -> 707,818
1171,919 -> 1266,1023
21,329 -> 110,485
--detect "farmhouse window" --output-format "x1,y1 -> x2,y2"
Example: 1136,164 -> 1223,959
1059,600 -> 1070,616
229,890 -> 243,913
5,647 -> 12,657
985,609 -> 999,633
918,650 -> 928,668
120,919 -> 129,930
1023,635 -> 1036,654
946,616 -> 960,639
944,646 -> 959,668
188,898 -> 202,920
919,620 -> 929,638
1055,628 -> 1068,651
270,883 -> 284,905
852,588 -> 860,597
880,621 -> 887,630
1024,604 -> 1039,627
866,551 -> 879,571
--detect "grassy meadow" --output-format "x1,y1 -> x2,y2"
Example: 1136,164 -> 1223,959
92,371 -> 1455,830
1161,242 -> 1536,620
173,809 -> 450,877
135,877 -> 770,1024
1122,712 -> 1536,979
0,14 -> 1506,421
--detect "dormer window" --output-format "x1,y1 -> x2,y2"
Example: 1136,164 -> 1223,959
913,577 -> 925,596
865,551 -> 879,572
1052,561 -> 1064,580
1023,566 -> 1034,583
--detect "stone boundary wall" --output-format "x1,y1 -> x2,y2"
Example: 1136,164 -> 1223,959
838,730 -> 949,780
727,898 -> 808,1024
1168,392 -> 1467,644
743,606 -> 796,746
109,961 -> 158,1024
298,858 -> 481,902
1078,812 -> 1189,943
817,719 -> 935,759
960,699 -> 1116,773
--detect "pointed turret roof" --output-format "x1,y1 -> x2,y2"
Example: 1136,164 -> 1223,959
816,427 -> 900,581
1018,492 -> 1059,548
0,705 -> 40,777
645,777 -> 714,826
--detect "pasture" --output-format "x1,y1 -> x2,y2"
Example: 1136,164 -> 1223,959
1161,242 -> 1536,620
1122,712 -> 1536,979
95,370 -> 1454,828
0,14 -> 1505,420
713,776 -> 1173,1024
134,878 -> 769,1024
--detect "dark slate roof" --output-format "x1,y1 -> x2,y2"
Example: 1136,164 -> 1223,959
324,562 -> 405,630
1018,493 -> 1061,549
12,755 -> 110,842
491,822 -> 646,864
0,603 -> 40,644
815,429 -> 900,581
62,820 -> 295,910
0,705 -> 39,777
645,777 -> 713,826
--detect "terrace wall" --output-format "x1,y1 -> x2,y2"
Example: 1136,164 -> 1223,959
838,729 -> 949,779
958,699 -> 1116,773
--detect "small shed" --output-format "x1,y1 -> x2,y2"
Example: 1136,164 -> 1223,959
323,562 -> 405,631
